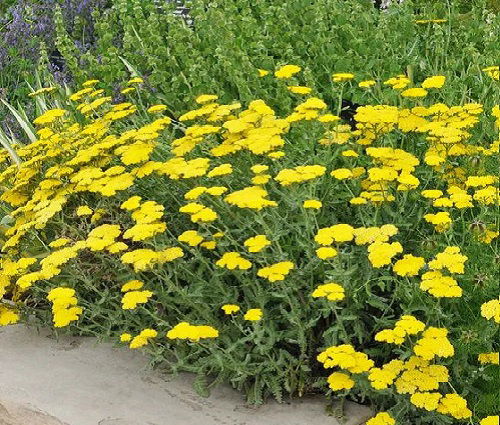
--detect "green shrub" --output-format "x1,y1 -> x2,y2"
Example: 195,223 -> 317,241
0,65 -> 498,423
52,0 -> 498,113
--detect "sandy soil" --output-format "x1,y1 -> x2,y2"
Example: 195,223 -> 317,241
0,325 -> 372,425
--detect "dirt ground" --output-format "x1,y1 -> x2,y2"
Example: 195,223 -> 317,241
0,325 -> 372,425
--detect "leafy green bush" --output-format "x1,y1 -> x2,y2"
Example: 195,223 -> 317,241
0,65 -> 498,423
51,0 -> 498,113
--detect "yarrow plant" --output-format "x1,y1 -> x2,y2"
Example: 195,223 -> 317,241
0,62 -> 498,424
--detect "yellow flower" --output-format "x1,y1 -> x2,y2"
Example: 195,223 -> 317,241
421,189 -> 443,199
342,149 -> 359,157
207,163 -> 233,177
287,86 -> 312,95
121,290 -> 154,310
332,73 -> 355,82
33,109 -> 67,125
303,199 -> 322,209
251,164 -> 269,174
401,87 -> 428,98
123,222 -> 167,241
127,77 -> 144,85
424,211 -> 452,232
420,271 -> 462,298
384,74 -> 410,89
315,224 -> 355,245
480,416 -> 499,425
147,104 -> 168,113
221,304 -> 240,314
252,174 -> 271,184
421,75 -> 446,89
316,246 -> 338,260
367,241 -> 403,268
317,114 -> 340,123
49,238 -> 71,248
311,282 -> 345,301
327,372 -> 355,391
86,224 -> 121,251
46,287 -> 83,327
0,306 -> 19,326
257,261 -> 294,282
478,352 -> 499,365
436,393 -> 472,419
121,280 -> 144,292
82,79 -> 100,87
275,165 -> 326,186
258,69 -> 269,77
195,94 -> 218,104
274,64 -> 301,79
375,315 -> 425,345
225,186 -> 277,210
366,412 -> 395,425
76,205 -> 93,216
482,66 -> 499,81
331,168 -> 353,179
428,246 -> 467,274
167,322 -> 219,341
317,344 -> 374,373
178,230 -> 204,247
129,328 -> 157,349
359,80 -> 376,88
216,252 -> 252,270
244,308 -> 263,321
120,333 -> 132,342
121,87 -> 136,94
481,298 -> 500,323
268,151 -> 285,159
244,235 -> 271,253
414,327 -> 454,360
393,254 -> 425,277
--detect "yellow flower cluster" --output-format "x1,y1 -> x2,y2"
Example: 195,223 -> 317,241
480,416 -> 499,425
478,352 -> 499,365
121,328 -> 157,349
121,290 -> 153,310
216,252 -> 252,270
179,202 -> 218,223
120,247 -> 184,272
46,287 -> 83,327
413,327 -> 455,360
311,282 -> 345,301
481,297 -> 500,323
392,254 -> 425,277
0,305 -> 19,325
317,344 -> 374,391
482,65 -> 499,81
167,322 -> 219,341
257,261 -> 294,282
366,412 -> 395,425
419,246 -> 467,297
375,315 -> 426,345
244,235 -> 271,253
274,165 -> 326,186
121,198 -> 167,242
224,186 -> 277,210
424,211 -> 452,232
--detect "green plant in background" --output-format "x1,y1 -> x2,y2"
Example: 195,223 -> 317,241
50,0 -> 499,114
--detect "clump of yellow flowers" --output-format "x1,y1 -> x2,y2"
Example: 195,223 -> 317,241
0,67 -> 498,421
